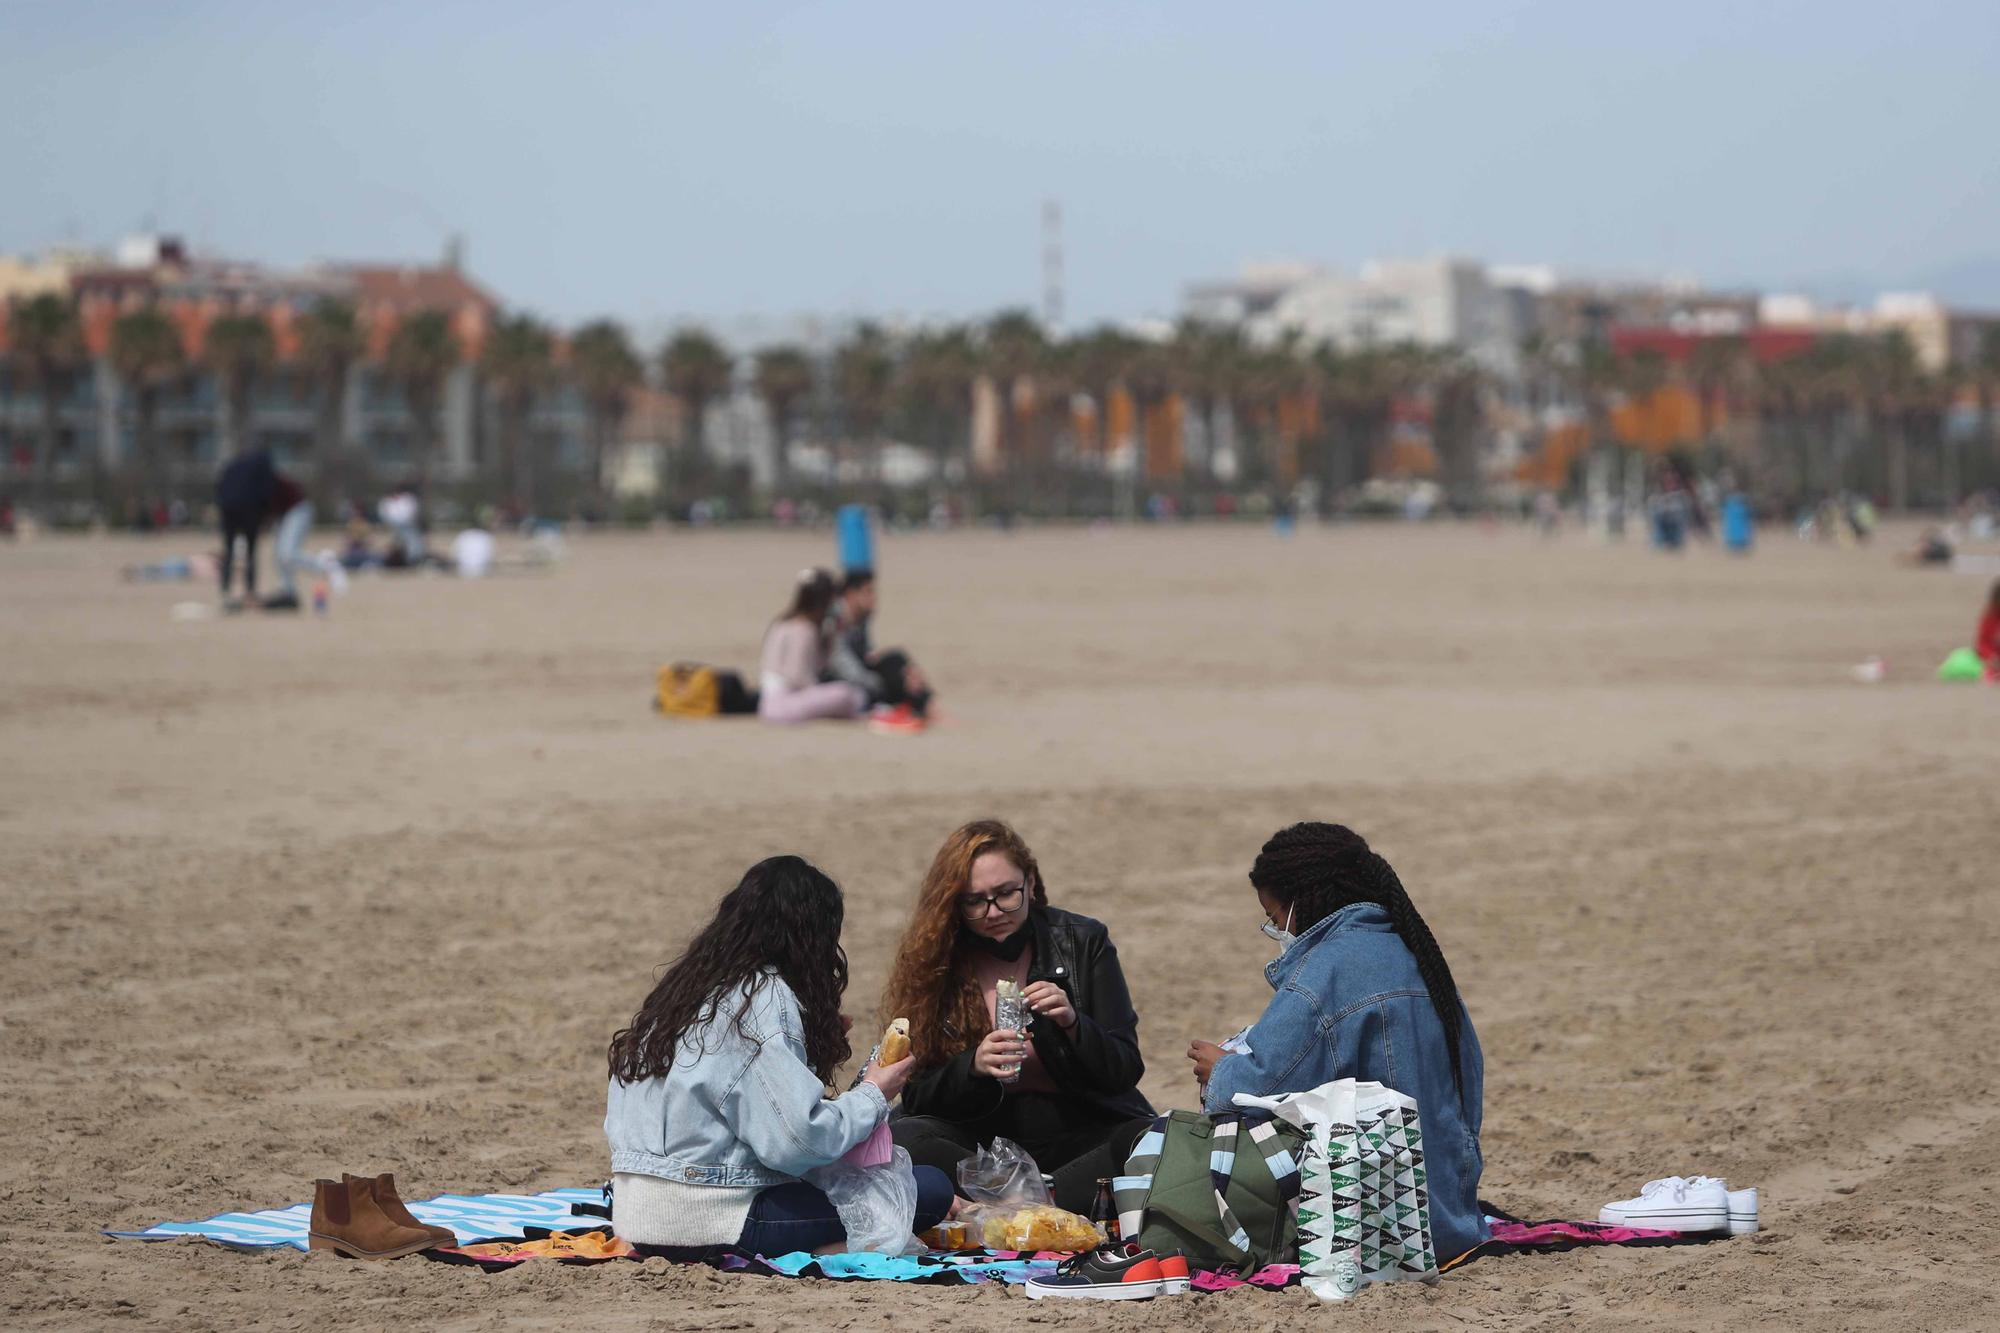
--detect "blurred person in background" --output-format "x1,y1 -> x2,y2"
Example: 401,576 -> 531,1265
759,568 -> 867,723
214,448 -> 315,611
882,820 -> 1154,1216
826,569 -> 933,733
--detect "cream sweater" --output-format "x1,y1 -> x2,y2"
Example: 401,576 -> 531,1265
612,1172 -> 761,1248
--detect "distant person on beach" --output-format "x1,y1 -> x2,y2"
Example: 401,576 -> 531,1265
827,569 -> 933,729
1186,822 -> 1488,1260
604,855 -> 952,1253
882,820 -> 1155,1217
1899,527 -> 1956,567
758,568 -> 866,723
378,489 -> 425,564
1977,579 -> 2000,681
215,449 -> 317,610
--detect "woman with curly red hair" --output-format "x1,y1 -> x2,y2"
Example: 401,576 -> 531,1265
881,820 -> 1153,1215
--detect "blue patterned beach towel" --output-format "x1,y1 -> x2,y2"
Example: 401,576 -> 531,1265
107,1187 -> 607,1251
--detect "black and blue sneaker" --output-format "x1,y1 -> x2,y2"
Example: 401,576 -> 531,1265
1024,1247 -> 1170,1301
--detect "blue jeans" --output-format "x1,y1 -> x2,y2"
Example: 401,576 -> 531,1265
736,1165 -> 954,1256
273,501 -> 317,597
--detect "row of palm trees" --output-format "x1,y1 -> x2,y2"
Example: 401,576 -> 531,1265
7,291 -> 1999,519
1521,328 -> 2000,511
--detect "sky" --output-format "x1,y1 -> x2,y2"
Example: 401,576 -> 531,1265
5,0 -> 1999,332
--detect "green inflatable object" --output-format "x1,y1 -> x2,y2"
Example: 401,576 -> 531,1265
1936,647 -> 1985,682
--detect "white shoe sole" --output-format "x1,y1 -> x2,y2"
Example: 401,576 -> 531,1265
1727,1212 -> 1758,1235
1161,1277 -> 1191,1295
1024,1280 -> 1163,1301
1598,1206 -> 1729,1232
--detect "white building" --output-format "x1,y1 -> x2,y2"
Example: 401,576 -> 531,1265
1187,257 -> 1529,376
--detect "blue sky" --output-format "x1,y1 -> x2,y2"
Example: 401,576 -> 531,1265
5,0 -> 1998,329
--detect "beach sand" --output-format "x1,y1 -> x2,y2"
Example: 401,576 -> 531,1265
3,522 -> 1996,1330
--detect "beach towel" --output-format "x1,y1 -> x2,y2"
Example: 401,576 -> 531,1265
106,1187 -> 608,1251
114,1185 -> 1721,1287
1439,1205 -> 1732,1272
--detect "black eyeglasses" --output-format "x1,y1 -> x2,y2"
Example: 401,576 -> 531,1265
958,882 -> 1027,920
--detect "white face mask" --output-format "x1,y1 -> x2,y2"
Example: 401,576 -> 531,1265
1260,905 -> 1296,956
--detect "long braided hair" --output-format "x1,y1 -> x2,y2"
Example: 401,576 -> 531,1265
1250,822 -> 1469,1107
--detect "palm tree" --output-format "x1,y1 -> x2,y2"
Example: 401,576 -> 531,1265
383,311 -> 460,505
895,327 -> 978,482
8,293 -> 85,516
660,329 -> 733,502
1974,326 -> 2000,496
297,300 -> 362,507
981,310 -> 1046,471
833,323 -> 895,484
569,319 -> 641,510
753,344 -> 814,493
1428,353 -> 1488,508
109,307 -> 188,510
1685,334 -> 1748,451
482,314 -> 555,516
204,314 -> 277,463
1170,318 -> 1245,483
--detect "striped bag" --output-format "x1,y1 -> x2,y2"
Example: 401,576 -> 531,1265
1111,1109 -> 1304,1275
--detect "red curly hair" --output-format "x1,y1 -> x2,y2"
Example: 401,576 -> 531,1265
880,819 -> 1050,1068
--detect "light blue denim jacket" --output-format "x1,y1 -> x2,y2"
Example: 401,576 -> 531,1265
605,971 -> 887,1188
1203,902 -> 1488,1260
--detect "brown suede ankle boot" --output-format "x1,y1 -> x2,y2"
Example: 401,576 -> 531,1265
347,1172 -> 456,1249
308,1177 -> 437,1259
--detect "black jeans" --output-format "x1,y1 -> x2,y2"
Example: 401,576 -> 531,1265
893,1096 -> 1153,1215
219,513 -> 259,598
870,649 -> 932,718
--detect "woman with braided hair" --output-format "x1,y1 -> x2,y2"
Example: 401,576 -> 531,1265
1186,822 -> 1488,1259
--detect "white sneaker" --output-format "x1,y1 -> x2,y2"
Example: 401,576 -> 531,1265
1597,1176 -> 1729,1232
1689,1177 -> 1758,1234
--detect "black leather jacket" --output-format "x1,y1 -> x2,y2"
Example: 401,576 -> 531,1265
900,905 -> 1154,1125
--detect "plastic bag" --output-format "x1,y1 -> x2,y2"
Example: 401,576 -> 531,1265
955,1138 -> 1101,1253
956,1136 -> 1051,1208
804,1145 -> 923,1254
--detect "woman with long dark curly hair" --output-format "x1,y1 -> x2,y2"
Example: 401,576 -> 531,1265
604,855 -> 953,1253
882,820 -> 1154,1215
1186,822 -> 1488,1260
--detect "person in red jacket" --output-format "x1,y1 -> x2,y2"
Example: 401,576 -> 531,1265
1977,579 -> 2000,682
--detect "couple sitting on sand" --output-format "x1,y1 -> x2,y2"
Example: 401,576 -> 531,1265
757,567 -> 933,732
604,819 -> 1486,1261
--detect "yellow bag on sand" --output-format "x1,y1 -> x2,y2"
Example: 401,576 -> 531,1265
656,663 -> 721,717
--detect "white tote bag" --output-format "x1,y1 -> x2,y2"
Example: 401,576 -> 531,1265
1233,1079 -> 1439,1301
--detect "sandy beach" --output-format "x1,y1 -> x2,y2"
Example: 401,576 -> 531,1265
3,521 -> 1996,1331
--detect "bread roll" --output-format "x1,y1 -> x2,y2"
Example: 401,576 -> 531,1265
878,1017 -> 911,1064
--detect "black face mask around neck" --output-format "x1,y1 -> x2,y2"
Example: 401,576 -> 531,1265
964,917 -> 1031,961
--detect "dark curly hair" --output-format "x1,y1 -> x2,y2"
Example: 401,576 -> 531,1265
1250,822 -> 1469,1107
608,855 -> 852,1085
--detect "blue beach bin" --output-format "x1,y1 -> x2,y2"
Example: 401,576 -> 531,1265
837,504 -> 875,573
1722,494 -> 1753,553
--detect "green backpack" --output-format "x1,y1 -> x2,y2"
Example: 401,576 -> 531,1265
1112,1110 -> 1306,1275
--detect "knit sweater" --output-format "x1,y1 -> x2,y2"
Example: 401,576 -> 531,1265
611,1172 -> 760,1248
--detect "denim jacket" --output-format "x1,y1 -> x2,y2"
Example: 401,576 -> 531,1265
605,971 -> 887,1188
1203,902 -> 1488,1260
